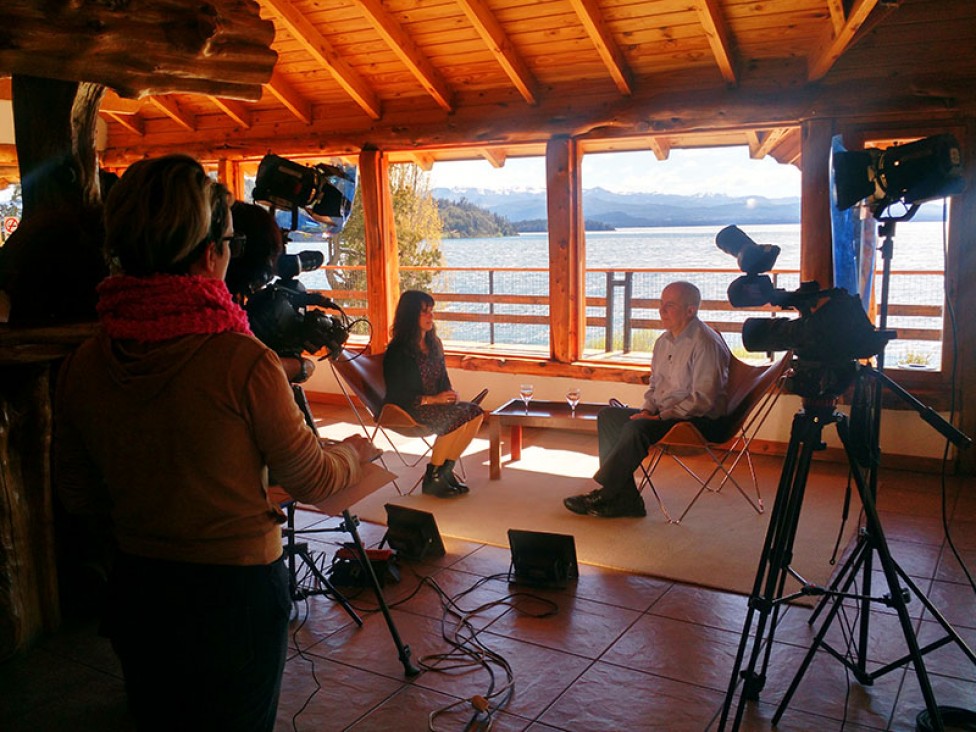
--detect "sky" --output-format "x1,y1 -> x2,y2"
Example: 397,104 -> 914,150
428,145 -> 802,199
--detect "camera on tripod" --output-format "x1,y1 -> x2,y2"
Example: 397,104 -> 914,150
717,225 -> 894,398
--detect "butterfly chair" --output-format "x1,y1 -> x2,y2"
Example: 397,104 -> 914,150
330,348 -> 465,495
639,352 -> 791,524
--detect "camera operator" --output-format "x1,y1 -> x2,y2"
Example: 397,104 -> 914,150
227,200 -> 316,384
54,154 -> 378,732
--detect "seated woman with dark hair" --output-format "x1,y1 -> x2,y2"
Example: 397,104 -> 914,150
383,290 -> 484,498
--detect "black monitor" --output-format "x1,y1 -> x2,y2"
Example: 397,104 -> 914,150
507,529 -> 578,589
382,504 -> 445,561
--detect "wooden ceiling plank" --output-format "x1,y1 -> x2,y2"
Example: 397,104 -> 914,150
148,96 -> 196,131
453,0 -> 541,105
694,0 -> 737,86
265,72 -> 313,124
566,0 -> 634,96
208,97 -> 252,128
350,0 -> 455,112
102,110 -> 144,136
808,0 -> 883,81
262,0 -> 383,120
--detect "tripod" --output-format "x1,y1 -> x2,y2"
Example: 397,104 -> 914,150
717,363 -> 974,731
287,383 -> 421,676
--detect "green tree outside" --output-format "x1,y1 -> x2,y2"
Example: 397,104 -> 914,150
329,163 -> 443,297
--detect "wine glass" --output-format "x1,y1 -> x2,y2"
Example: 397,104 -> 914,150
566,387 -> 581,414
518,383 -> 534,411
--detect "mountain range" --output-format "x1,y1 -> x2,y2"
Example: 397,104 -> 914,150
431,187 -> 801,228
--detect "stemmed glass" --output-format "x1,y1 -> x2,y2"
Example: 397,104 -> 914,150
519,383 -> 534,412
566,387 -> 581,415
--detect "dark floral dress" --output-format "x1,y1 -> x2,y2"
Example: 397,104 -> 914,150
412,350 -> 482,435
384,341 -> 483,436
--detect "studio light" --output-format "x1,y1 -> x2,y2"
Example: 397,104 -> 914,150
832,133 -> 965,214
507,529 -> 578,589
381,504 -> 445,561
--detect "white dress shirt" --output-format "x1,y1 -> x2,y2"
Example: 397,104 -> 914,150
642,317 -> 731,420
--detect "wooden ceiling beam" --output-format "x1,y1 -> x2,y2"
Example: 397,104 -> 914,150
748,127 -> 792,159
808,0 -> 884,81
826,0 -> 847,36
208,97 -> 252,129
261,0 -> 382,120
148,96 -> 196,131
454,0 -> 541,106
102,111 -> 144,136
694,0 -> 738,87
479,148 -> 507,168
647,137 -> 670,161
265,72 -> 312,125
350,0 -> 454,112
567,0 -> 634,96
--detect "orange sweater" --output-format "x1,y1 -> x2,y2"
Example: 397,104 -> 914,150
55,331 -> 362,565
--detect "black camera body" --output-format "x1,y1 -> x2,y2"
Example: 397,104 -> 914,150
246,276 -> 349,361
717,225 -> 894,398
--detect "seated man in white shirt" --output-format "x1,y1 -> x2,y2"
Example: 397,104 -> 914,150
565,281 -> 731,518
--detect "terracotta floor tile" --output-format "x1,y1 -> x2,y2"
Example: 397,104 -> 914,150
601,613 -> 744,690
537,661 -> 725,731
347,684 -> 533,731
646,584 -> 751,634
483,592 -> 642,660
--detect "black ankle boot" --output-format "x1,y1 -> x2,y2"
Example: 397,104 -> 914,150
422,463 -> 459,498
439,460 -> 469,493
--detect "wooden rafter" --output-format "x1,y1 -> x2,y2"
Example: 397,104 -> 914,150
808,0 -> 883,81
264,73 -> 312,125
101,111 -> 144,136
647,137 -> 670,161
409,152 -> 435,171
261,0 -> 382,120
208,97 -> 252,129
349,0 -> 454,112
149,96 -> 195,131
479,148 -> 507,168
826,0 -> 847,35
454,0 -> 540,106
747,127 -> 792,159
694,0 -> 737,86
566,0 -> 634,96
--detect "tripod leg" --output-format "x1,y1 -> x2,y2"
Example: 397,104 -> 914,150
719,411 -> 822,731
342,509 -> 421,677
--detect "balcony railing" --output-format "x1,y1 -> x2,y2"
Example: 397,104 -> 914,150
307,265 -> 945,370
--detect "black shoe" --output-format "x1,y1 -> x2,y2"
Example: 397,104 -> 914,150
439,459 -> 469,493
422,464 -> 461,498
587,494 -> 646,518
563,489 -> 606,515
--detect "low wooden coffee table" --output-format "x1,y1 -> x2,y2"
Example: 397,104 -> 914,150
488,398 -> 603,479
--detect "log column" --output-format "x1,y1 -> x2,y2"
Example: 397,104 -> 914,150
546,135 -> 585,363
358,147 -> 399,348
799,118 -> 835,288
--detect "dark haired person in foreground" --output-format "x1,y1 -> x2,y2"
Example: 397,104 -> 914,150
564,281 -> 731,518
55,154 -> 378,731
383,290 -> 484,497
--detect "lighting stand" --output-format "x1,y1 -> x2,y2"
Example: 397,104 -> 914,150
290,384 -> 421,677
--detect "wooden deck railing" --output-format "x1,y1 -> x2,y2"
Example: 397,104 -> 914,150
310,265 -> 945,365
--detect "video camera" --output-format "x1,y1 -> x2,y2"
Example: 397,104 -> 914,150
717,225 -> 894,377
245,248 -> 351,361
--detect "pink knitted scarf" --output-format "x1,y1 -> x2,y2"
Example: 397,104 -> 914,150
97,274 -> 252,341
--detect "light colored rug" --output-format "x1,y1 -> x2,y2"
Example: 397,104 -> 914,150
333,425 -> 863,598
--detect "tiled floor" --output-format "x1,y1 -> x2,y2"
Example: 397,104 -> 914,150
2,404 -> 975,731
